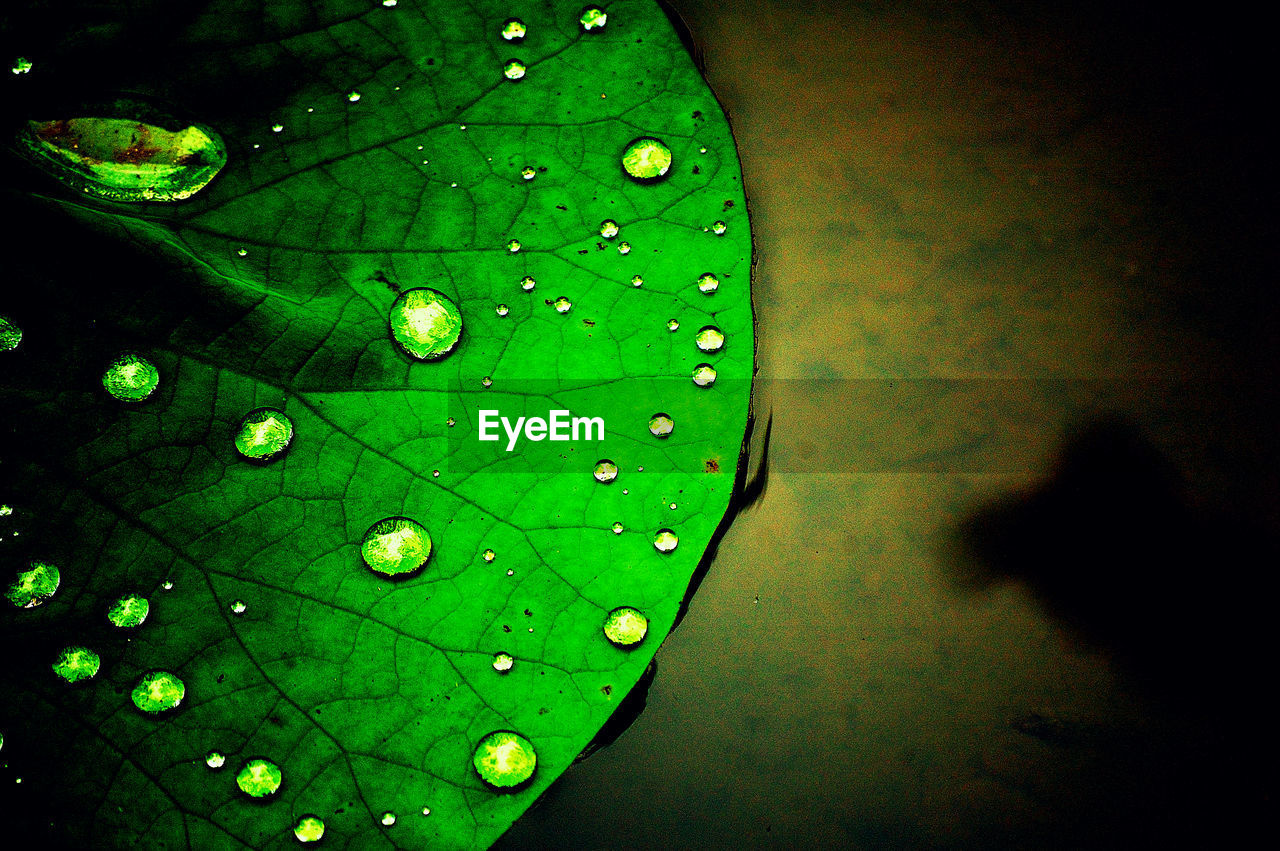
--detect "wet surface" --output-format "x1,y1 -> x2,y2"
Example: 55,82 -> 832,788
498,1 -> 1276,847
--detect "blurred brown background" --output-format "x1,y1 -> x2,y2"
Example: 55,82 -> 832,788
500,1 -> 1276,847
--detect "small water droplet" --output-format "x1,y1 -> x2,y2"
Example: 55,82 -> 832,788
107,592 -> 148,628
699,146 -> 708,154
389,288 -> 463,361
502,60 -> 526,81
579,5 -> 608,31
653,529 -> 679,553
460,124 -> 467,130
481,376 -> 493,388
432,469 -> 440,478
611,522 -> 623,534
621,136 -> 672,181
0,504 -> 12,516
520,275 -> 536,291
6,561 -> 59,608
506,569 -> 514,576
11,57 -> 33,75
422,807 -> 431,816
382,0 -> 397,6
666,318 -> 679,332
669,502 -> 677,510
1,315 -> 24,351
648,413 -> 674,438
520,166 -> 536,180
617,241 -> 631,255
599,219 -> 619,239
554,296 -> 572,314
236,758 -> 282,798
294,814 -> 325,843
692,363 -> 718,387
695,326 -> 725,352
507,238 -> 521,252
230,599 -> 247,615
131,670 -> 186,713
602,606 -> 648,647
482,548 -> 496,563
630,275 -> 643,287
348,91 -> 361,102
361,517 -> 433,577
496,304 -> 510,317
502,18 -> 527,41
697,273 -> 719,294
103,353 -> 159,402
380,811 -> 396,827
205,750 -> 225,769
492,652 -> 514,672
593,460 -> 618,483
52,646 -> 99,683
236,248 -> 248,257
621,488 -> 629,495
272,123 -> 284,133
447,417 -> 456,427
162,580 -> 174,590
711,220 -> 727,235
234,407 -> 294,463
473,730 -> 537,789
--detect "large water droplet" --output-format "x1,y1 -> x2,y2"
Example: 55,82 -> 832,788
472,730 -> 537,789
380,811 -> 396,827
553,296 -> 572,314
648,413 -> 674,438
602,606 -> 648,647
599,219 -> 619,239
593,460 -> 618,483
234,407 -> 293,463
361,517 -> 432,577
502,18 -> 527,41
579,5 -> 608,30
107,592 -> 148,628
131,670 -> 185,713
205,750 -> 225,769
692,363 -> 717,386
697,273 -> 719,294
389,288 -> 463,361
52,646 -> 99,683
17,107 -> 227,202
492,652 -> 514,673
711,220 -> 727,235
103,353 -> 159,402
6,561 -> 59,608
695,326 -> 725,352
294,815 -> 325,843
502,60 -> 526,81
236,758 -> 282,798
0,315 -> 22,351
653,529 -> 679,553
621,137 -> 672,181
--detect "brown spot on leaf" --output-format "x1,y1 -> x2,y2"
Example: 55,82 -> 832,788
705,458 -> 720,473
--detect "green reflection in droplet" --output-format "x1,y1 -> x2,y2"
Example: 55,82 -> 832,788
389,288 -> 463,361
653,528 -> 679,553
205,750 -> 226,769
503,60 -> 526,81
603,606 -> 648,647
695,326 -> 725,352
102,353 -> 159,402
492,652 -> 514,673
293,814 -> 325,843
107,592 -> 149,628
0,315 -> 21,351
236,757 -> 282,798
599,219 -> 619,239
361,516 -> 432,577
593,460 -> 618,483
472,730 -> 537,789
52,646 -> 100,683
692,363 -> 718,387
502,18 -> 527,41
697,272 -> 719,294
6,561 -> 60,608
131,670 -> 186,713
380,811 -> 397,826
648,413 -> 674,438
579,5 -> 608,30
234,407 -> 293,462
553,296 -> 572,314
621,136 -> 672,181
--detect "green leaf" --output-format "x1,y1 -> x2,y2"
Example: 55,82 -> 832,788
0,0 -> 752,847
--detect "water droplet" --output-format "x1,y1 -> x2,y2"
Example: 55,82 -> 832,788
502,60 -> 526,81
272,123 -> 284,133
230,599 -> 247,615
389,288 -> 463,361
520,166 -> 536,180
51,646 -> 99,683
611,522 -> 623,534
236,248 -> 248,257
482,548 -> 496,563
653,529 -> 679,553
131,670 -> 185,713
361,517 -> 432,577
472,730 -> 537,789
520,275 -> 536,291
712,220 -> 727,235
11,57 -> 33,75
692,363 -> 718,387
6,561 -> 59,608
106,592 -> 148,628
666,318 -> 679,332
347,91 -> 361,102
481,376 -> 493,388
506,238 -> 521,253
502,18 -> 527,41
695,326 -> 725,352
553,296 -> 572,314
602,606 -> 648,647
617,241 -> 631,255
447,417 -> 456,427
0,504 -> 12,516
506,569 -> 514,576
294,814 -> 325,843
630,275 -> 643,287
382,0 -> 397,6
669,502 -> 677,510
422,807 -> 431,816
236,758 -> 282,798
492,652 -> 514,673
579,5 -> 608,31
432,469 -> 440,478
648,413 -> 674,438
17,107 -> 227,202
205,750 -> 225,769
599,219 -> 619,239
380,811 -> 396,827
593,460 -> 618,483
495,303 -> 510,318
234,407 -> 294,463
697,273 -> 719,294
162,580 -> 174,590
102,353 -> 159,402
0,315 -> 22,351
621,136 -> 672,181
